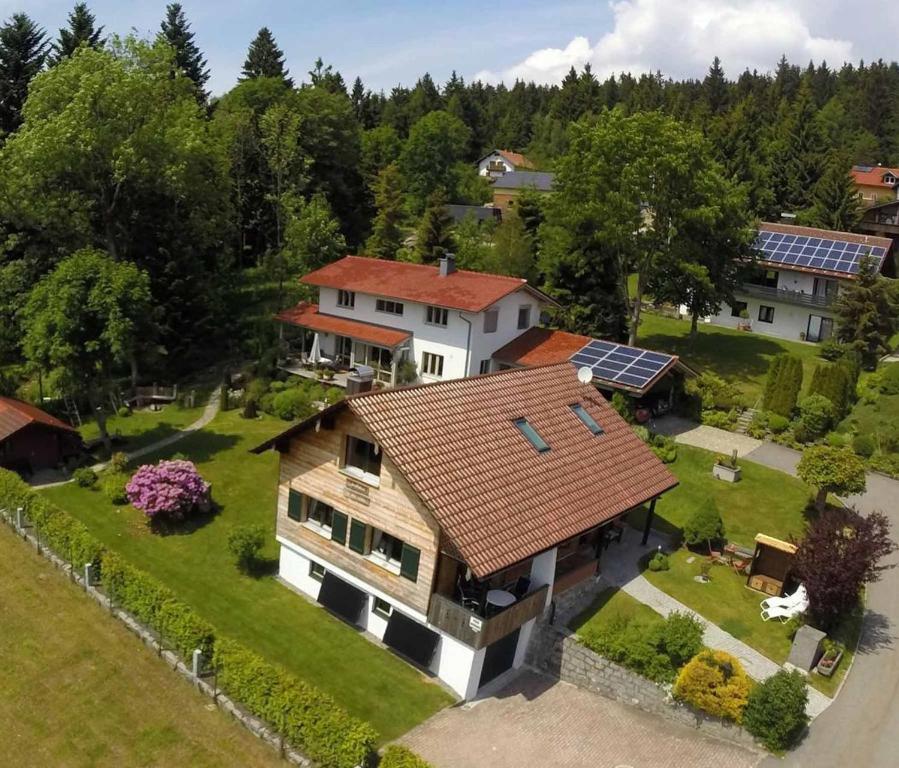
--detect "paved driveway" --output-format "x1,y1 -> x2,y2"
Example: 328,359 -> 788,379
400,672 -> 762,768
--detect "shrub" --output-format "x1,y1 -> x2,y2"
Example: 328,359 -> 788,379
808,363 -> 850,420
792,420 -> 812,444
271,387 -> 314,421
117,406 -> 132,418
742,670 -> 809,751
611,391 -> 635,423
213,639 -> 378,768
73,467 -> 98,488
825,431 -> 847,448
674,650 -> 753,723
101,472 -> 129,505
324,387 -> 345,405
632,425 -> 651,443
244,378 -> 270,405
650,434 -> 677,463
108,451 -> 129,473
242,399 -> 258,419
379,745 -> 433,768
819,339 -> 845,361
700,409 -> 737,429
227,524 -> 266,570
767,413 -> 789,434
686,372 -> 740,411
852,432 -> 876,458
683,500 -> 725,550
269,380 -> 288,393
879,363 -> 899,395
648,552 -> 670,571
798,394 -> 834,438
762,355 -> 804,417
126,460 -> 210,521
658,611 -> 704,668
396,360 -> 419,386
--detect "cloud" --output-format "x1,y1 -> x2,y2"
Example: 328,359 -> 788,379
474,0 -> 855,84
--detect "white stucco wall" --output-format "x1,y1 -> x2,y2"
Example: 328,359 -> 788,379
529,548 -> 557,608
478,152 -> 514,176
709,293 -> 836,342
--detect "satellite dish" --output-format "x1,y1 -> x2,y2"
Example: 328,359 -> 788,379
577,366 -> 594,384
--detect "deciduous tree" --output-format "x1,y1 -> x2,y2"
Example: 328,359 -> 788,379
797,445 -> 867,512
399,110 -> 469,213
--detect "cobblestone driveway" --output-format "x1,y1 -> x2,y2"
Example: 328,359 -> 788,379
399,672 -> 762,768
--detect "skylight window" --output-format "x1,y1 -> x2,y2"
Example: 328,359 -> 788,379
570,404 -> 604,435
514,418 -> 550,453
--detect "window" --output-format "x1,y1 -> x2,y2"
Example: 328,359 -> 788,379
422,351 -> 444,378
337,290 -> 355,308
515,418 -> 550,453
307,499 -> 334,532
345,435 -> 382,480
517,305 -> 531,330
372,596 -> 392,619
570,404 -> 604,435
730,300 -> 748,318
483,309 -> 498,333
287,489 -> 304,521
309,561 -> 325,582
425,305 -> 448,327
376,298 -> 404,316
371,528 -> 404,568
758,305 -> 775,324
479,359 -> 491,374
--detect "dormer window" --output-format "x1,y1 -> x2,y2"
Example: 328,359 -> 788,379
884,173 -> 896,185
570,404 -> 604,435
514,418 -> 550,453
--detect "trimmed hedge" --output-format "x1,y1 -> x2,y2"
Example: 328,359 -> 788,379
379,745 -> 433,768
213,639 -> 378,768
762,354 -> 803,417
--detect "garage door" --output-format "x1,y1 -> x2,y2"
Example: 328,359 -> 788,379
317,572 -> 367,625
383,610 -> 440,668
478,628 -> 520,689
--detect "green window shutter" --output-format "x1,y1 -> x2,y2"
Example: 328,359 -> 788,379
400,544 -> 420,582
287,490 -> 303,521
349,520 -> 367,554
331,511 -> 348,545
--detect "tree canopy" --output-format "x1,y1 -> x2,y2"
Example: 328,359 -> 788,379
50,3 -> 104,65
241,27 -> 291,86
159,3 -> 209,98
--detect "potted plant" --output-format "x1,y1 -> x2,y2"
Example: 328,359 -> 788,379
816,638 -> 844,677
737,308 -> 751,331
712,449 -> 742,483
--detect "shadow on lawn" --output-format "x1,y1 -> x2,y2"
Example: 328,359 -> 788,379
135,431 -> 241,466
149,504 -> 220,537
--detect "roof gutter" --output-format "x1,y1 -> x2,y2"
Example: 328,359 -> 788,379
457,312 -> 472,376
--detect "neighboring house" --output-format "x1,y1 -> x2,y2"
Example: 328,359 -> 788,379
492,327 -> 695,418
489,171 -> 555,212
707,222 -> 894,343
252,363 -> 676,699
858,199 -> 899,251
851,165 -> 899,206
477,149 -> 536,178
0,396 -> 82,475
276,254 -> 555,385
445,204 -> 501,225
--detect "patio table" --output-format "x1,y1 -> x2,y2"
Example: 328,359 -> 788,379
486,589 -> 516,608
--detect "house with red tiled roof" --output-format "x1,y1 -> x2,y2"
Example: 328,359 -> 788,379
277,254 -> 555,386
0,396 -> 82,475
851,164 -> 899,206
477,148 -> 536,177
253,363 -> 676,698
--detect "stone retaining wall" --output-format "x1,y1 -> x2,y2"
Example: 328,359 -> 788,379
529,621 -> 759,750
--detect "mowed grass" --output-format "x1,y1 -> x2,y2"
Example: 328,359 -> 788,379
79,399 -> 207,454
637,312 -> 822,406
569,587 -> 663,635
0,524 -> 283,768
43,410 -> 453,740
630,445 -> 812,547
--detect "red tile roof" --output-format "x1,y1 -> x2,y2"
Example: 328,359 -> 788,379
497,149 -> 536,170
257,364 -> 677,577
0,396 -> 78,443
276,302 -> 411,348
301,255 -> 552,313
492,327 -> 593,367
851,165 -> 899,189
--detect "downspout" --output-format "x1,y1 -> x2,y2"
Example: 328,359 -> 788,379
458,312 -> 473,376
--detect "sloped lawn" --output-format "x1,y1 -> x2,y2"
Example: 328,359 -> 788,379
42,409 -> 453,741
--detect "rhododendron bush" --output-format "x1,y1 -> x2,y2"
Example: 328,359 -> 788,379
126,460 -> 210,520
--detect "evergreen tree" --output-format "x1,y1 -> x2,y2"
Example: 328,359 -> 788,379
835,255 -> 899,369
242,27 -> 292,87
309,57 -> 346,94
414,188 -> 453,264
50,3 -> 104,65
366,163 -> 405,260
490,213 -> 535,281
762,354 -> 804,416
703,56 -> 728,115
806,152 -> 862,231
159,3 -> 209,98
771,82 -> 826,212
0,13 -> 48,137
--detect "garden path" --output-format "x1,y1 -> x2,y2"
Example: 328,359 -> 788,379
653,415 -> 762,456
602,528 -> 832,719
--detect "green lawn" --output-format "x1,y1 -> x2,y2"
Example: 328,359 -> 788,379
637,312 -> 823,406
569,587 -> 663,635
630,445 -> 812,547
643,549 -> 859,696
43,410 -> 453,740
0,523 -> 282,768
79,398 -> 208,455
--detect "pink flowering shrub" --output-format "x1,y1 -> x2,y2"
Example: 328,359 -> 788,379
126,460 -> 210,521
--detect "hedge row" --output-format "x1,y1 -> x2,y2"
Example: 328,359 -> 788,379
213,639 -> 378,768
0,468 -> 378,768
379,745 -> 434,767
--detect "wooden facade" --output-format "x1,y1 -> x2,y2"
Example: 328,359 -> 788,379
276,408 -> 441,614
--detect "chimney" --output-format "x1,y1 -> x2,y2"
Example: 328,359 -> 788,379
346,364 -> 374,396
439,253 -> 456,277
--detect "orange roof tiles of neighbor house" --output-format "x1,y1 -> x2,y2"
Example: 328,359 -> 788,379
0,396 -> 78,442
258,364 -> 677,578
492,327 -> 593,367
759,221 -> 893,250
497,149 -> 535,170
300,255 -> 549,312
851,165 -> 899,188
275,302 -> 412,348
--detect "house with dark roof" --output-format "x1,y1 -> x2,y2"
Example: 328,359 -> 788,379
707,222 -> 894,342
477,149 -> 536,178
489,170 -> 555,213
276,254 -> 555,386
253,363 -> 676,698
0,396 -> 82,475
851,164 -> 899,206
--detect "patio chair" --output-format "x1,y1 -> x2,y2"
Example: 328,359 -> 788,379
512,576 -> 531,599
760,584 -> 807,612
456,578 -> 481,612
760,598 -> 809,623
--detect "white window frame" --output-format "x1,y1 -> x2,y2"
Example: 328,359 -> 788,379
367,527 -> 403,575
479,359 -> 491,374
758,305 -> 775,324
337,290 -> 355,308
422,351 -> 445,378
372,596 -> 392,619
309,561 -> 326,582
303,498 -> 335,539
483,309 -> 498,334
517,304 -> 532,330
425,305 -> 449,327
341,435 -> 382,487
376,298 -> 404,316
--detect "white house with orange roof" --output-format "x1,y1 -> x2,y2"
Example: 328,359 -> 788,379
477,149 -> 536,178
851,164 -> 899,206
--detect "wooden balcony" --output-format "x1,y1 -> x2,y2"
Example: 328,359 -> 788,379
553,553 -> 598,596
740,283 -> 836,308
427,585 -> 549,650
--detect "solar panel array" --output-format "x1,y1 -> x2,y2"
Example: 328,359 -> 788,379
570,340 -> 674,390
755,229 -> 888,276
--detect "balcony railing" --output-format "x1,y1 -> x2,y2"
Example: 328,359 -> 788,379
740,283 -> 836,308
427,585 -> 549,649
